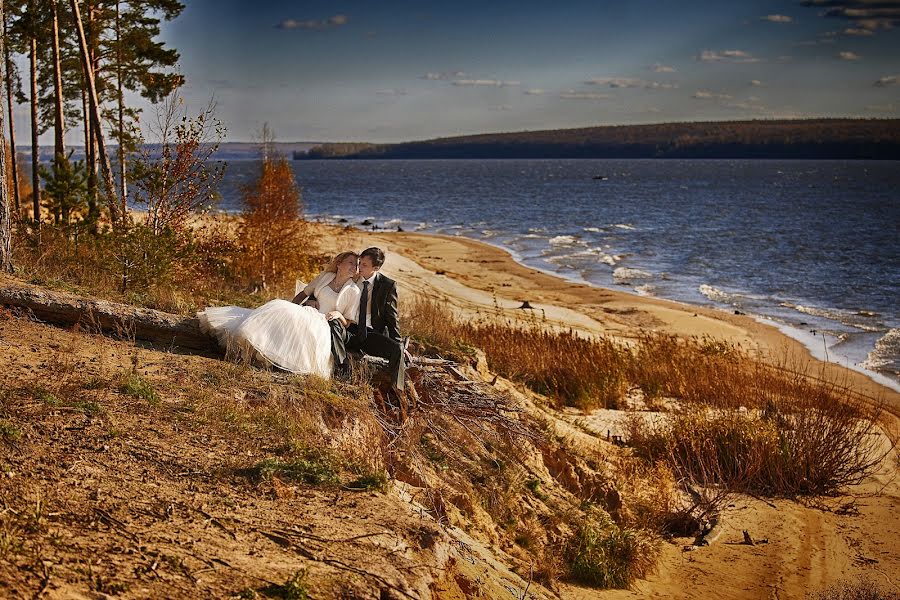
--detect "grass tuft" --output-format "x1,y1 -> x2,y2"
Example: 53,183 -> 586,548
253,453 -> 339,486
119,374 -> 160,405
0,420 -> 21,442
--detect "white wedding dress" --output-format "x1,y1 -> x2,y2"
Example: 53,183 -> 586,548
198,275 -> 360,378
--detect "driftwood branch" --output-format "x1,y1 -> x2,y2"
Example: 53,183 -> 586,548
0,282 -> 215,352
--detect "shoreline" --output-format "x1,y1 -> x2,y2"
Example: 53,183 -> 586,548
312,223 -> 900,411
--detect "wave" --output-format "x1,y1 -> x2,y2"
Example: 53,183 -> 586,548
613,267 -> 653,281
699,284 -> 743,304
583,226 -> 602,233
634,284 -> 655,297
549,235 -> 580,246
613,224 -> 635,230
862,328 -> 900,374
782,302 -> 885,333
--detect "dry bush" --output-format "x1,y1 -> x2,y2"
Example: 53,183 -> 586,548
130,94 -> 226,237
405,298 -> 629,410
626,395 -> 887,497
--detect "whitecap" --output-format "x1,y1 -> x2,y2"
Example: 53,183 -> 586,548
613,224 -> 635,230
549,235 -> 579,246
613,267 -> 653,280
699,284 -> 738,304
583,227 -> 602,233
634,284 -> 655,297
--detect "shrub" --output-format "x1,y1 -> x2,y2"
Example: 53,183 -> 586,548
627,397 -> 887,497
236,125 -> 318,295
564,508 -> 658,588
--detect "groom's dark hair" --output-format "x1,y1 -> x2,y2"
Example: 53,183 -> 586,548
361,247 -> 385,269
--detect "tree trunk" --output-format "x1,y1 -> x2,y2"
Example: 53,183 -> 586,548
115,0 -> 126,201
2,9 -> 19,214
68,0 -> 119,226
28,21 -> 40,233
50,0 -> 66,162
0,0 -> 12,273
81,83 -> 98,227
0,281 -> 218,352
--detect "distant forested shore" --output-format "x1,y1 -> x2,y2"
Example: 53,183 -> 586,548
296,119 -> 900,160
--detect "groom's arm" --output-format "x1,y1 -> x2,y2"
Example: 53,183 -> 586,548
384,281 -> 401,342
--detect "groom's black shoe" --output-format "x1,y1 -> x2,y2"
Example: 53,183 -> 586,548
334,361 -> 351,380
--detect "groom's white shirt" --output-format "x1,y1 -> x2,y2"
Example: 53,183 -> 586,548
358,272 -> 377,329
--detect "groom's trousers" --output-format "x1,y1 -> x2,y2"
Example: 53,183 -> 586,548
346,325 -> 406,391
327,320 -> 351,372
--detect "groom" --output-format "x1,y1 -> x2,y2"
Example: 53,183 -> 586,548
338,247 -> 407,392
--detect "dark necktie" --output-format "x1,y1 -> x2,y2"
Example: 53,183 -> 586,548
358,280 -> 369,341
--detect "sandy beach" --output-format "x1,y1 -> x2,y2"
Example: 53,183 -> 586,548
316,225 -> 900,416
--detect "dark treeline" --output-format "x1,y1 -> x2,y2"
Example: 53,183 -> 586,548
297,119 -> 900,160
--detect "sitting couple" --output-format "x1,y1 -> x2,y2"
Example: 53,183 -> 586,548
198,247 -> 406,392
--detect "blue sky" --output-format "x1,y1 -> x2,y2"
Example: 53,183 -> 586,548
19,0 -> 900,143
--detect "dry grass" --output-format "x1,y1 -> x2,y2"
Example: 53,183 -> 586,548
406,298 -> 629,410
10,214 -> 324,316
408,300 -> 890,499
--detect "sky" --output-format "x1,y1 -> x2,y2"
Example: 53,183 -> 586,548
15,0 -> 900,144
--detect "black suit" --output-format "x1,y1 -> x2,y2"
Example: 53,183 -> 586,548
343,273 -> 406,389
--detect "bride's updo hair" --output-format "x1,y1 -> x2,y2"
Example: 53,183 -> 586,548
326,251 -> 359,273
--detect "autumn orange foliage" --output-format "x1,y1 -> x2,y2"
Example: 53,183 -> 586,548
237,136 -> 318,295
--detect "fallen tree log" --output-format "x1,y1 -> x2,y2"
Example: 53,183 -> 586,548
0,282 -> 217,352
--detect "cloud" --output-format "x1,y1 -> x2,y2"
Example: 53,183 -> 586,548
874,74 -> 899,87
559,90 -> 610,100
800,1 -> 900,33
421,71 -> 467,80
452,79 -> 520,87
697,49 -> 760,63
584,77 -> 678,89
376,88 -> 408,96
724,100 -> 767,112
650,63 -> 676,73
692,90 -> 733,100
838,50 -> 861,60
761,14 -> 793,23
524,88 -> 546,95
277,14 -> 348,31
843,26 -> 875,35
750,79 -> 763,86
490,104 -> 513,111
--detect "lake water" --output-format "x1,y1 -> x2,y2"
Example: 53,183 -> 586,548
217,158 -> 899,390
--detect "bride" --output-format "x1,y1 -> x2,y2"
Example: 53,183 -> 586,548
198,252 -> 361,378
